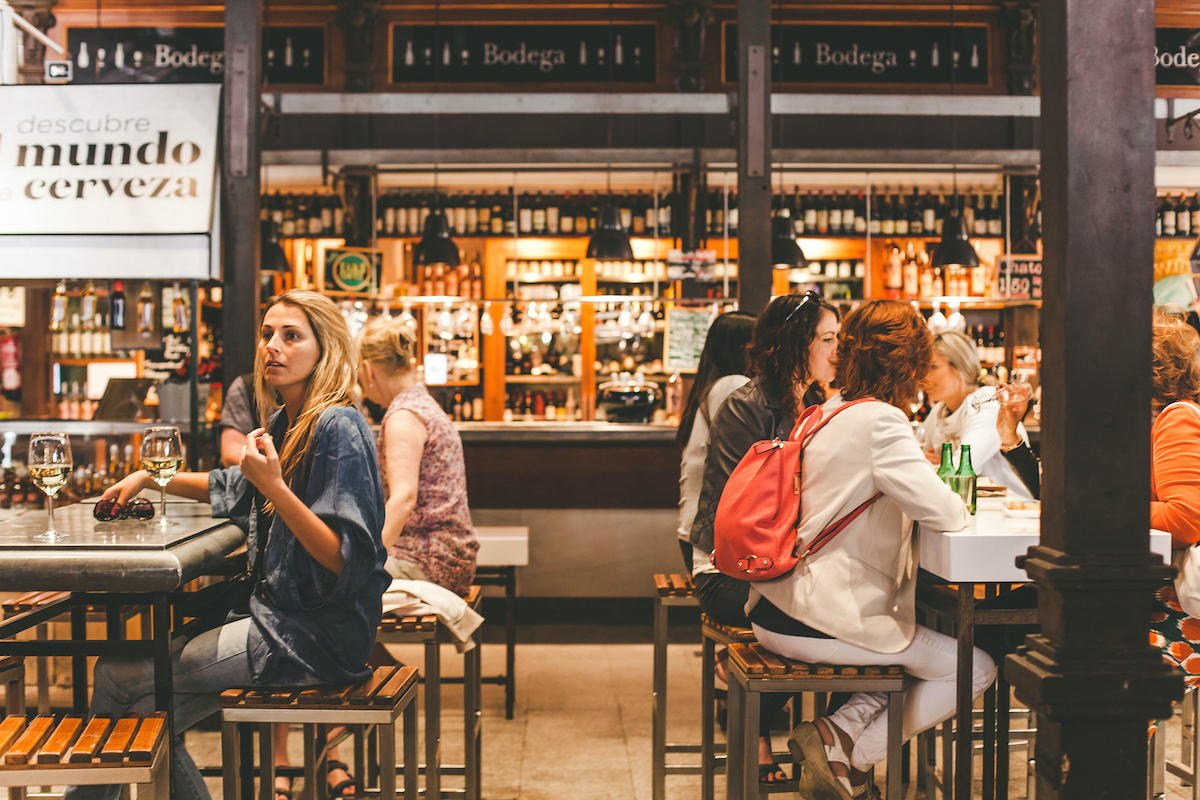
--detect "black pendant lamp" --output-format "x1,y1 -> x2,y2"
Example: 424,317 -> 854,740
930,0 -> 980,272
930,211 -> 979,269
261,219 -> 291,273
414,208 -> 461,268
587,200 -> 634,261
771,214 -> 807,269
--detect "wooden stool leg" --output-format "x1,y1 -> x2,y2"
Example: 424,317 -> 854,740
726,673 -> 746,800
379,723 -> 397,800
941,716 -> 954,800
1150,719 -> 1167,800
259,723 -> 276,800
465,629 -> 482,800
303,724 -> 318,800
424,639 -> 441,800
368,725 -> 380,789
886,689 -> 904,800
316,724 -> 329,800
701,632 -> 716,800
222,720 -> 243,800
353,726 -> 366,790
651,594 -> 668,800
740,684 -> 760,800
404,695 -> 419,800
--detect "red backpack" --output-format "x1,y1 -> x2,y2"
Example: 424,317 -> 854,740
712,399 -> 882,581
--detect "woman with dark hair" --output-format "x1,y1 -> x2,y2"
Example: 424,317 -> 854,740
687,291 -> 840,785
748,300 -> 994,800
676,310 -> 756,561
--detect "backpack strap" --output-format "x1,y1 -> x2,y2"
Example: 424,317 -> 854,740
796,492 -> 883,561
792,398 -> 876,444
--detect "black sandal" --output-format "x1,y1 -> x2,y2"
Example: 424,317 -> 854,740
325,759 -> 364,800
759,762 -> 789,785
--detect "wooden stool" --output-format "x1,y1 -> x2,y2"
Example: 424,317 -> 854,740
0,659 -> 23,718
2,591 -> 147,717
725,643 -> 907,800
376,585 -> 483,800
651,573 -> 700,800
220,666 -> 419,800
0,712 -> 169,800
1151,685 -> 1199,800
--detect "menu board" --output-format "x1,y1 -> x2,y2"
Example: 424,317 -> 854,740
64,26 -> 326,85
723,22 -> 989,86
665,308 -> 714,373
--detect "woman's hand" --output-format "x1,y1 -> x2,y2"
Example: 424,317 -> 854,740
239,428 -> 286,502
100,471 -> 154,506
996,384 -> 1029,446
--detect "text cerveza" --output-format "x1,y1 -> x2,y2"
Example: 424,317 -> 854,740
9,131 -> 203,201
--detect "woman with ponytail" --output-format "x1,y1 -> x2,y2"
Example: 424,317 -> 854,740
73,290 -> 390,800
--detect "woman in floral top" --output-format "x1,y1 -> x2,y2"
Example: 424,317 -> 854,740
357,316 -> 479,595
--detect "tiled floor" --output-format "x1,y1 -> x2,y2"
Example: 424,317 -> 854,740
173,641 -> 1193,800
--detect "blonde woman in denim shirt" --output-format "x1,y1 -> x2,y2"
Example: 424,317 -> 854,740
70,290 -> 389,800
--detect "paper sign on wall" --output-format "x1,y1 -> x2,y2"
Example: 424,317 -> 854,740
665,308 -> 714,373
0,84 -> 220,235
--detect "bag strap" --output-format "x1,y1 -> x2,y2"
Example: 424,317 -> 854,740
790,398 -> 883,561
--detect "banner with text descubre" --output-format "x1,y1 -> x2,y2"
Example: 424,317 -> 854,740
0,84 -> 220,235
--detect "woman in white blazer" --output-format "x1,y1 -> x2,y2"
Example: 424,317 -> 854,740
921,331 -> 1033,501
748,301 -> 997,800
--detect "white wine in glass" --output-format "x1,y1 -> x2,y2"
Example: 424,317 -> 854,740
141,426 -> 183,527
29,432 -> 72,541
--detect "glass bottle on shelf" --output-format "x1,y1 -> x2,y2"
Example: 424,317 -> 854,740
880,189 -> 895,235
902,242 -> 919,299
894,191 -> 909,235
137,282 -> 155,337
68,313 -> 82,357
50,281 -> 67,333
828,191 -> 843,235
909,188 -> 925,235
989,187 -> 1005,237
172,281 -> 189,333
1178,194 -> 1192,238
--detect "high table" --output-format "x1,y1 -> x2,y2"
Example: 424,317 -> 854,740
0,501 -> 245,792
918,497 -> 1172,800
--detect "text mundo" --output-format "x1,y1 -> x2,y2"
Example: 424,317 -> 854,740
1157,46 -> 1200,69
815,42 -> 899,75
156,44 -> 224,75
12,132 -> 202,168
482,42 -> 566,73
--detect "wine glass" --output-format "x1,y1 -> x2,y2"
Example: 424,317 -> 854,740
971,379 -> 1033,411
141,426 -> 183,528
29,432 -> 72,541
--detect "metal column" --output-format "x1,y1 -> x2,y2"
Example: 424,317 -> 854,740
1005,0 -> 1182,797
222,0 -> 263,385
735,0 -> 772,315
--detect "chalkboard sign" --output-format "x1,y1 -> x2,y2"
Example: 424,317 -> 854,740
391,24 -> 656,84
665,308 -> 714,373
65,26 -> 325,85
723,22 -> 989,86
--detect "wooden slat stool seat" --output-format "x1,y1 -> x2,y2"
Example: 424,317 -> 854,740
375,585 -> 483,800
0,659 -> 24,718
220,666 -> 419,800
725,643 -> 908,800
0,712 -> 168,798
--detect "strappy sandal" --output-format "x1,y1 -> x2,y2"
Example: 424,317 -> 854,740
759,761 -> 789,785
788,721 -> 853,800
316,726 -> 374,765
325,760 -> 364,800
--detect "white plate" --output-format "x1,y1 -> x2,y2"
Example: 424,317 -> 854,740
1002,507 -> 1041,519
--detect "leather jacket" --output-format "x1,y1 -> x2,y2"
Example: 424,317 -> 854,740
689,375 -> 796,554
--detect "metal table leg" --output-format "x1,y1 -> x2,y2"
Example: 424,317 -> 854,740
504,566 -> 516,720
726,671 -> 745,800
464,626 -> 482,800
996,666 -> 1010,797
70,601 -> 87,712
403,693 -> 419,800
739,681 -> 759,800
303,724 -> 318,800
424,638 -> 441,800
222,719 -> 242,800
651,593 -> 667,800
259,723 -> 276,800
955,584 -> 975,800
151,594 -> 175,796
379,720 -> 397,800
887,689 -> 904,800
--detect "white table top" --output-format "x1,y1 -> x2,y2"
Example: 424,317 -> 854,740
918,497 -> 1173,583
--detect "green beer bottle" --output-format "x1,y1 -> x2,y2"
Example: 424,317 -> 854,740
956,444 -> 978,514
936,442 -> 955,483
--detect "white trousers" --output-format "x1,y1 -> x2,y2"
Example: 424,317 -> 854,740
753,623 -> 997,772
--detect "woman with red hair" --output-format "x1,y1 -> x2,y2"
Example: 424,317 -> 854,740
748,300 -> 996,800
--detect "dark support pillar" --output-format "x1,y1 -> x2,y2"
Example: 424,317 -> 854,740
736,0 -> 771,315
1005,0 -> 1182,797
222,0 -> 263,385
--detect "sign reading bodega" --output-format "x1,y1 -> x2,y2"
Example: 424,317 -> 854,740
0,84 -> 220,235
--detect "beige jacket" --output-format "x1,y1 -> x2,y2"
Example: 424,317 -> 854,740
750,394 -> 969,653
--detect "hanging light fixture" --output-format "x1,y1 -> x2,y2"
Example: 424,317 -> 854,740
414,0 -> 460,269
587,0 -> 633,262
770,162 -> 806,269
930,0 -> 980,271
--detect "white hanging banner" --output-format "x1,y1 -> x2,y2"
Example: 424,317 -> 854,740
0,83 -> 220,234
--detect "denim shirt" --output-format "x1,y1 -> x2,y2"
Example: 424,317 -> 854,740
209,405 -> 389,686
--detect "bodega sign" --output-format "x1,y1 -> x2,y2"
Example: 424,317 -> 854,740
0,84 -> 219,235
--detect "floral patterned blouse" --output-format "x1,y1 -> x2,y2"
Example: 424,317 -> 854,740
378,384 -> 479,596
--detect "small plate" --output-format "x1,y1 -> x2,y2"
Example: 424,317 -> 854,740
1003,507 -> 1041,519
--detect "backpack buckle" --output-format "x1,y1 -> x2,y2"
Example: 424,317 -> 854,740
735,554 -> 774,574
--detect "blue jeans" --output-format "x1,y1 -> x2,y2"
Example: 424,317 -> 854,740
64,617 -> 257,800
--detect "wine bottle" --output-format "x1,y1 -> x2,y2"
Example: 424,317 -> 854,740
988,188 -> 1004,237
1178,194 -> 1192,238
815,192 -> 830,235
936,442 -> 955,481
880,189 -> 895,235
909,188 -> 924,235
894,191 -> 909,235
50,281 -> 67,333
137,282 -> 155,336
172,281 -> 189,333
828,191 -> 843,234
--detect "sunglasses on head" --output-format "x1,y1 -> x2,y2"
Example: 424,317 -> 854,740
93,497 -> 155,522
783,291 -> 821,324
